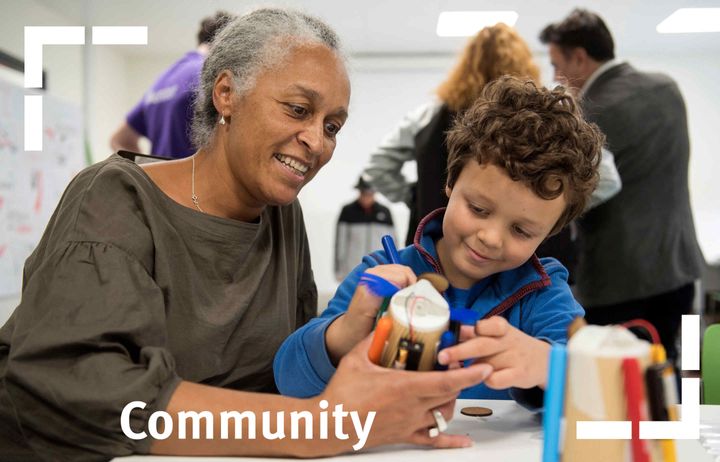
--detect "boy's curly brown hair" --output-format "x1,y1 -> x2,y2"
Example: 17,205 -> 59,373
446,76 -> 604,235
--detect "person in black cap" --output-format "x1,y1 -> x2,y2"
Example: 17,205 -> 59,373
334,176 -> 395,281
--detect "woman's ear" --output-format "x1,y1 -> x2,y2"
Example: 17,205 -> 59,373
445,185 -> 452,198
212,70 -> 234,121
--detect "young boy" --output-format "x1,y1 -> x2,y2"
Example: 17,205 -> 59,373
274,76 -> 603,407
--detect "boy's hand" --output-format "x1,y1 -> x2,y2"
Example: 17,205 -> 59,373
347,265 -> 416,321
436,316 -> 550,390
326,265 -> 415,364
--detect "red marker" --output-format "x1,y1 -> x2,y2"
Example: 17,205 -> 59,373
622,358 -> 650,462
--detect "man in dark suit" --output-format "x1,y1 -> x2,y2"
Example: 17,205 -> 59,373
540,9 -> 704,366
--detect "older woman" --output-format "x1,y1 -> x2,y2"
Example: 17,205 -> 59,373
0,8 -> 491,461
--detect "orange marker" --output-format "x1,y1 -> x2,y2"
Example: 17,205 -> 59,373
368,316 -> 393,365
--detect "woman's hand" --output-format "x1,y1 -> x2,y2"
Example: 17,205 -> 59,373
316,333 -> 493,456
437,316 -> 550,390
326,264 -> 415,363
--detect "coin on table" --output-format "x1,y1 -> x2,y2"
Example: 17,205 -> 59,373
460,406 -> 493,417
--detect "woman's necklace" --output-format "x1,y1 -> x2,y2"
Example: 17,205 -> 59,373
191,156 -> 203,212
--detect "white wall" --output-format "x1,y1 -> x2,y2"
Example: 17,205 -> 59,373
86,45 -> 127,162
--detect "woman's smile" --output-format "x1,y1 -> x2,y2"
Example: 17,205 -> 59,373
274,153 -> 310,185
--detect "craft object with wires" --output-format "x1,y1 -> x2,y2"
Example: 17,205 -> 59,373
378,279 -> 450,371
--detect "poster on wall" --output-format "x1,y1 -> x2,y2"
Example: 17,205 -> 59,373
0,78 -> 84,296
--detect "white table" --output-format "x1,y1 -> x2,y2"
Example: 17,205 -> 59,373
114,400 -> 718,461
700,404 -> 720,462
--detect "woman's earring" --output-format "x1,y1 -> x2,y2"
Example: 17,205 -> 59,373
219,115 -> 226,125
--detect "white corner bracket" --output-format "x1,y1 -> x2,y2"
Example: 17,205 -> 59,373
577,314 -> 700,440
24,26 -> 85,151
23,26 -> 147,151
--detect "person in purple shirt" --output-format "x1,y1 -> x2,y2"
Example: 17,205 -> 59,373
110,11 -> 233,159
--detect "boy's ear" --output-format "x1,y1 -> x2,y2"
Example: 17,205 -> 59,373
445,185 -> 452,198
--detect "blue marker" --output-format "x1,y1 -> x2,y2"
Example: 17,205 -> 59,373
542,343 -> 567,462
372,235 -> 401,327
381,235 -> 401,264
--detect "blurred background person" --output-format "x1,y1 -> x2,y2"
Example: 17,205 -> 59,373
334,175 -> 395,281
540,9 -> 704,367
110,10 -> 234,158
362,23 -> 620,282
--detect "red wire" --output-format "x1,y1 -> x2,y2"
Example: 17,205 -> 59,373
621,319 -> 661,345
405,295 -> 428,342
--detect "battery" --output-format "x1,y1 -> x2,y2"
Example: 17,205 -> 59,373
405,340 -> 424,371
393,338 -> 409,370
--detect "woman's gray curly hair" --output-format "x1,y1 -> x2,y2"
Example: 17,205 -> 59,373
191,8 -> 346,148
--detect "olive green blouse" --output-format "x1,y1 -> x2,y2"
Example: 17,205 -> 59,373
0,154 -> 317,461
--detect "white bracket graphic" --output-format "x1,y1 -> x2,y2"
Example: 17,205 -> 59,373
24,26 -> 147,151
577,315 -> 700,440
91,26 -> 148,45
24,27 -> 85,151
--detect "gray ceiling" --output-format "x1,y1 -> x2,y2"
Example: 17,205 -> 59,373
37,0 -> 720,57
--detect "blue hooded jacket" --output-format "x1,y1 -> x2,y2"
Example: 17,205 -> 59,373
274,209 -> 584,408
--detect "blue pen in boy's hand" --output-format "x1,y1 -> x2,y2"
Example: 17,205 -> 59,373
381,235 -> 401,264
